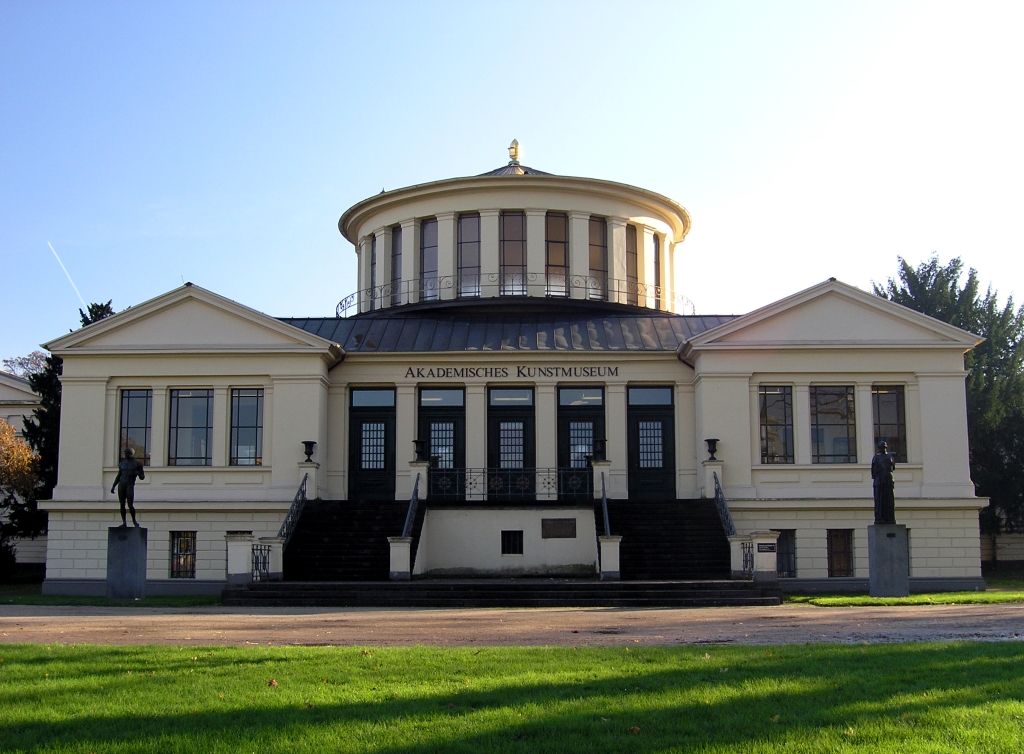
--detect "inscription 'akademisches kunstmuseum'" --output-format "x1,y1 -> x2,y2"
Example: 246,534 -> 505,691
403,366 -> 621,379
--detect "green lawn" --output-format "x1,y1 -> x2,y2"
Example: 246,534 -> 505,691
0,643 -> 1022,753
787,568 -> 1024,606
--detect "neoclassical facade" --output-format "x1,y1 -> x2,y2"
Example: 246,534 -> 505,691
39,144 -> 987,595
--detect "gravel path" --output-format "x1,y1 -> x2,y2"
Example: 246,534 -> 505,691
2,603 -> 1023,646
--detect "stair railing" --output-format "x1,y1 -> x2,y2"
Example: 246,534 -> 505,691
712,471 -> 737,537
402,473 -> 421,538
600,471 -> 611,537
277,473 -> 309,548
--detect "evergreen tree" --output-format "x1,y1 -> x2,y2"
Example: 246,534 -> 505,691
16,302 -> 116,538
874,256 -> 1024,534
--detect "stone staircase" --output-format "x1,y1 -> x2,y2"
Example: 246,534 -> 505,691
605,499 -> 732,581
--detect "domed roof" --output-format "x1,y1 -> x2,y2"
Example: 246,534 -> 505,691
477,139 -> 552,176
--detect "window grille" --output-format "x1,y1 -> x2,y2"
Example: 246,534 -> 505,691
458,213 -> 481,297
638,421 -> 663,468
230,388 -> 263,466
626,224 -> 638,305
119,389 -> 152,465
872,385 -> 907,462
827,529 -> 854,577
360,422 -> 385,470
369,234 -> 377,309
500,211 -> 527,295
499,421 -> 525,468
774,529 -> 797,578
170,531 -> 196,579
545,212 -> 569,296
168,389 -> 213,466
569,421 -> 594,468
759,386 -> 794,464
811,386 -> 857,464
430,422 -> 455,469
588,217 -> 607,300
501,530 -> 524,555
420,218 -> 438,301
391,225 -> 403,306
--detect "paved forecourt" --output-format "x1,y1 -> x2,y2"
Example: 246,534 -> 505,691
1,603 -> 1022,647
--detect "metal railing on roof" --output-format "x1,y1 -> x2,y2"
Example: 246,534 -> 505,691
337,273 -> 695,317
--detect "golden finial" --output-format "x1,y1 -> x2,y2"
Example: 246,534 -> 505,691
508,139 -> 521,165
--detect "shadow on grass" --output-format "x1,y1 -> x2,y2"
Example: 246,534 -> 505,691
1,644 -> 1022,752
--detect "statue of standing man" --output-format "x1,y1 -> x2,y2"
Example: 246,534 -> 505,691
111,447 -> 145,527
870,441 -> 897,524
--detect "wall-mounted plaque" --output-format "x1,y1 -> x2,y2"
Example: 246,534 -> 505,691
541,518 -> 577,539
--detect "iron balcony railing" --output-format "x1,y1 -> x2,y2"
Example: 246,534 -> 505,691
425,467 -> 593,503
337,273 -> 695,317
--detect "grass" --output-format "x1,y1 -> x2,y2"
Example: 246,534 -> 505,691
0,583 -> 220,608
0,643 -> 1021,753
787,568 -> 1024,606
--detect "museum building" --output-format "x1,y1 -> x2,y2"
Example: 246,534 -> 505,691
39,143 -> 987,597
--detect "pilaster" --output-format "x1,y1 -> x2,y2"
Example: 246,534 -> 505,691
607,217 -> 628,304
568,211 -> 590,299
525,209 -> 547,297
436,212 -> 456,300
212,387 -> 229,467
856,384 -> 875,464
400,218 -> 419,305
465,385 -> 487,472
480,209 -> 500,293
605,382 -> 628,499
641,226 -> 657,308
150,386 -> 168,468
394,384 -> 417,500
794,383 -> 812,465
535,384 -> 557,500
358,237 -> 373,312
374,226 -> 393,310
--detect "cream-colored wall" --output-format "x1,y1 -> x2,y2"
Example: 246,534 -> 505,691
42,503 -> 287,581
414,507 -> 598,576
52,352 -> 330,504
732,501 -> 982,579
982,533 -> 1024,562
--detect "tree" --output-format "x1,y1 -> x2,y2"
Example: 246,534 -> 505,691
0,419 -> 40,580
18,301 -> 116,539
874,256 -> 1024,536
2,351 -> 48,378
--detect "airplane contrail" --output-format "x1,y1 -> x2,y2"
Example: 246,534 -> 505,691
47,242 -> 87,309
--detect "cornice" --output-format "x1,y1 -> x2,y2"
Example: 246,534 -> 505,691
339,174 -> 691,245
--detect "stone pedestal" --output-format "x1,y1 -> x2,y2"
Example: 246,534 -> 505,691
389,536 -> 412,580
598,535 -> 622,580
750,530 -> 780,584
225,531 -> 254,587
727,534 -> 750,579
702,459 -> 724,499
868,524 -> 909,597
106,527 -> 147,599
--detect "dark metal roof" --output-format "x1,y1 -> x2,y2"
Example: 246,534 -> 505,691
279,314 -> 736,353
478,163 -> 553,177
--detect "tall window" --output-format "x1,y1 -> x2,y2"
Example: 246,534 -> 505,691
457,213 -> 481,297
546,212 -> 569,296
873,385 -> 907,462
759,386 -> 794,464
170,531 -> 196,579
811,386 -> 857,464
390,225 -> 402,306
500,211 -> 527,295
588,216 -> 607,300
230,388 -> 263,466
420,218 -> 438,301
827,529 -> 854,577
119,389 -> 152,465
169,389 -> 213,466
369,235 -> 377,309
626,225 -> 638,305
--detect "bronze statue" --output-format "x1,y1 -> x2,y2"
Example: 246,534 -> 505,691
870,440 -> 897,524
111,447 -> 145,527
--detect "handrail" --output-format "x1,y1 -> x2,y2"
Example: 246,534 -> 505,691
401,473 -> 421,538
337,273 -> 696,317
712,471 -> 737,537
277,473 -> 308,548
600,471 -> 611,537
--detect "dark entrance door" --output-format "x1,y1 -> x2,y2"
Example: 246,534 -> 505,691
418,388 -> 465,500
487,388 -> 536,500
557,387 -> 604,501
627,386 -> 676,500
348,388 -> 396,501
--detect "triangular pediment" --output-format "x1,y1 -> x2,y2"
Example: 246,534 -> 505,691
0,372 -> 38,402
44,285 -> 343,357
687,279 -> 982,351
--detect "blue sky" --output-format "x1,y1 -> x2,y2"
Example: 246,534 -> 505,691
2,1 -> 1022,362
